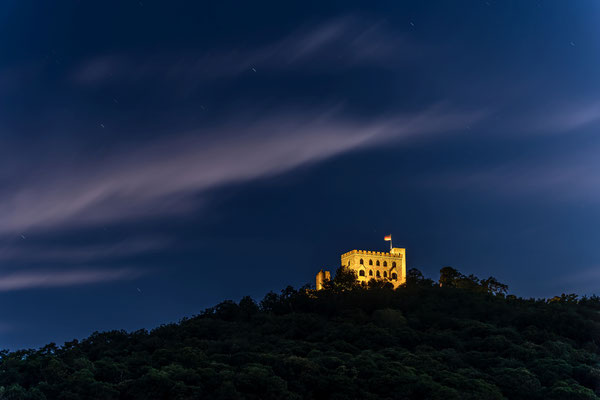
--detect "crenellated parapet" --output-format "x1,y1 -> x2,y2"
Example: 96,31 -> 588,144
341,249 -> 403,258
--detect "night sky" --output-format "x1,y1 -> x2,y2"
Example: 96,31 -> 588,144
1,0 -> 600,349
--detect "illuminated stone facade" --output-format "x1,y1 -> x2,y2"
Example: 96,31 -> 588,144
315,269 -> 331,290
316,248 -> 406,290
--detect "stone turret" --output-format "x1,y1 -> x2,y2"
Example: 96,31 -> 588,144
315,269 -> 331,290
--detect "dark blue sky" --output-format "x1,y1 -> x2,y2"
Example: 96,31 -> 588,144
1,0 -> 600,349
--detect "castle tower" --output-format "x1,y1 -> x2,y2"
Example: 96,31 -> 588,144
315,269 -> 331,290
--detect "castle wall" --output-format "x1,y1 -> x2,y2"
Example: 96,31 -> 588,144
340,248 -> 406,289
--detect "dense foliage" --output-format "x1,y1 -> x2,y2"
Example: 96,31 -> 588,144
2,267 -> 600,399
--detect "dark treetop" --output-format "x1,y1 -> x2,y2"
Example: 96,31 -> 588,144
1,268 -> 599,399
1,1 -> 600,349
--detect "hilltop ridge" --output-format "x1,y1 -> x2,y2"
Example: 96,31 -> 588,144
0,267 -> 599,399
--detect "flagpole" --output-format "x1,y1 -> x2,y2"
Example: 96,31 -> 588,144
384,234 -> 393,252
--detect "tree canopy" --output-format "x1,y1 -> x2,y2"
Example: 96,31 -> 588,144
0,267 -> 599,399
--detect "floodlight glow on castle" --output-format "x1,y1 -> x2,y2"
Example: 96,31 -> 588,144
316,235 -> 406,290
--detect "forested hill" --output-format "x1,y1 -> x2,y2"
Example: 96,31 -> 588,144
2,268 -> 600,400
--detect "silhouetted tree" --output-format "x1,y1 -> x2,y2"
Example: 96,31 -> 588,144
238,296 -> 259,319
406,268 -> 435,287
323,266 -> 360,292
439,266 -> 462,287
481,277 -> 509,296
548,293 -> 579,304
367,278 -> 394,290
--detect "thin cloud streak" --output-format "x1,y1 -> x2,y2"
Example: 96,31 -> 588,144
0,237 -> 170,264
0,107 -> 483,234
423,151 -> 600,201
72,17 -> 417,86
518,101 -> 600,134
474,99 -> 600,138
0,268 -> 144,292
544,102 -> 600,132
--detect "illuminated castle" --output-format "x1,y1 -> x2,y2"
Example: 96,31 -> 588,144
316,239 -> 406,290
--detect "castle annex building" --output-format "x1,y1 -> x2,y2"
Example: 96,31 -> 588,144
316,241 -> 406,290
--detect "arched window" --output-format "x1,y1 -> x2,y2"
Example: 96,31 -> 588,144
376,271 -> 381,278
392,273 -> 397,280
369,270 -> 373,276
369,259 -> 373,266
376,260 -> 380,266
347,261 -> 350,266
383,261 -> 387,267
360,259 -> 364,265
392,262 -> 396,268
383,271 -> 387,277
359,270 -> 365,277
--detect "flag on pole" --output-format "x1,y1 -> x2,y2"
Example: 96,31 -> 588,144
384,234 -> 392,241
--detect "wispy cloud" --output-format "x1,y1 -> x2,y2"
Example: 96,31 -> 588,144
0,268 -> 144,292
410,97 -> 600,202
423,147 -> 600,202
503,101 -> 600,134
539,102 -> 600,132
72,16 -> 417,86
0,107 -> 483,234
0,237 -> 169,264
